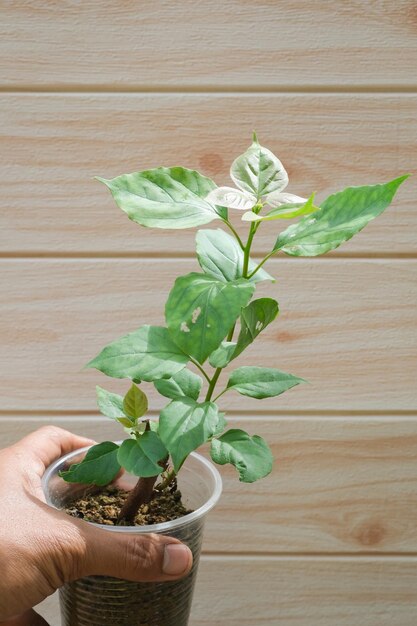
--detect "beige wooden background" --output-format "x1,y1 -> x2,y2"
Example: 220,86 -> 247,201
1,2 -> 416,624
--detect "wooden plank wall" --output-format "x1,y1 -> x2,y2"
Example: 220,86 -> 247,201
1,2 -> 416,624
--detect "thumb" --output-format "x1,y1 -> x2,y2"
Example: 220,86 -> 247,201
79,524 -> 193,583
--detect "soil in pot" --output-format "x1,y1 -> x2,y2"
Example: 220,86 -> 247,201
64,482 -> 192,526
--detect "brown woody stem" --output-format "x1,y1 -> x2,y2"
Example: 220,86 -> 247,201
117,475 -> 158,524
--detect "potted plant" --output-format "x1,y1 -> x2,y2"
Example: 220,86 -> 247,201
42,134 -> 408,626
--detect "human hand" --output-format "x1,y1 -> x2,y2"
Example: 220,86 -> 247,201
0,427 -> 193,625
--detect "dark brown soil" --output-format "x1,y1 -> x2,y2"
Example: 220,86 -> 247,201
65,485 -> 192,526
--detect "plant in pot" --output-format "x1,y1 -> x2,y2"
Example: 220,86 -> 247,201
42,134 -> 408,626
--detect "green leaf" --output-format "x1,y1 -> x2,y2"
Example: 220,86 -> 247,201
59,442 -> 121,486
96,386 -> 125,419
123,383 -> 148,419
230,136 -> 288,199
210,429 -> 273,483
274,176 -> 409,256
159,398 -> 222,471
209,341 -> 237,368
242,193 -> 318,222
165,272 -> 255,363
154,368 -> 202,401
86,325 -> 189,382
96,167 -> 226,229
117,431 -> 168,477
208,298 -> 279,368
196,229 -> 274,283
233,298 -> 279,359
227,366 -> 305,399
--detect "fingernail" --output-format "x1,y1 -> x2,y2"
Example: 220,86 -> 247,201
162,544 -> 192,576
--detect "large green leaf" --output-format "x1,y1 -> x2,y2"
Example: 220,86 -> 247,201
86,325 -> 189,382
230,134 -> 288,200
274,176 -> 409,256
227,366 -> 305,399
97,167 -> 226,229
196,229 -> 274,283
208,298 -> 278,368
159,398 -> 221,471
59,442 -> 121,486
154,368 -> 202,401
117,431 -> 168,477
96,386 -> 125,419
210,429 -> 273,483
123,383 -> 148,419
165,273 -> 255,363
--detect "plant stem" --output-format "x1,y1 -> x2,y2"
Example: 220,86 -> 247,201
246,248 -> 277,280
155,468 -> 176,492
242,222 -> 256,277
116,475 -> 158,524
223,219 -> 245,250
204,323 -> 235,402
189,357 -> 211,384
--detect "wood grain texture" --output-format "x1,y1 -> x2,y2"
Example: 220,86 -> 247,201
0,258 -> 415,412
2,416 -> 417,554
0,94 -> 415,255
36,556 -> 417,625
1,1 -> 416,88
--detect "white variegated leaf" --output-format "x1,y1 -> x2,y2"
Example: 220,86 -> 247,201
266,191 -> 308,208
206,187 -> 256,210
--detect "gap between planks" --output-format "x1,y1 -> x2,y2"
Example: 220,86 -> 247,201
0,252 -> 416,260
202,552 -> 417,560
1,411 -> 417,419
1,85 -> 417,94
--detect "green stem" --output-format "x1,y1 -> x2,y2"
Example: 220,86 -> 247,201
205,322 -> 236,402
242,222 -> 256,277
246,248 -> 278,280
155,468 -> 176,492
189,358 -> 211,384
223,219 -> 245,250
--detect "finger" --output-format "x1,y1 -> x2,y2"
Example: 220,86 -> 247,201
79,524 -> 193,583
1,608 -> 50,625
12,426 -> 95,476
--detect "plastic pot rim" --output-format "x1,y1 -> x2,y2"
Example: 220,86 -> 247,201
42,442 -> 223,534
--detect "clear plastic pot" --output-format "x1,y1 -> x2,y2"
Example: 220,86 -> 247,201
42,444 -> 222,626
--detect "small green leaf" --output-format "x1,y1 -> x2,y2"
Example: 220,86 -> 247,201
208,298 -> 279,368
96,386 -> 125,419
86,325 -> 189,382
118,417 -> 135,428
59,442 -> 121,486
230,136 -> 288,199
227,366 -> 305,399
117,432 -> 168,477
274,176 -> 409,256
242,193 -> 318,222
210,429 -> 273,483
96,167 -> 226,229
159,398 -> 222,471
154,368 -> 202,401
165,272 -> 255,363
196,229 -> 274,283
209,341 -> 237,368
123,384 -> 148,419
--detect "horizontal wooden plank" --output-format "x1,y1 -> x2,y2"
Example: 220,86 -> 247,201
0,94 -> 415,255
2,416 -> 417,554
0,258 -> 415,412
1,2 -> 417,88
36,556 -> 417,625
